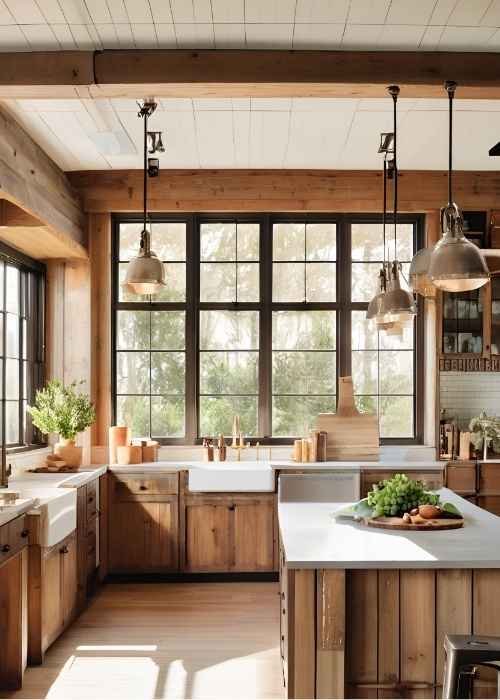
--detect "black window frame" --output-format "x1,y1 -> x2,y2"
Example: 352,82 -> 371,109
0,241 -> 46,453
111,212 -> 424,445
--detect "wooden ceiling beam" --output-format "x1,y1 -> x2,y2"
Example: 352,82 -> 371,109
2,50 -> 500,99
0,106 -> 87,259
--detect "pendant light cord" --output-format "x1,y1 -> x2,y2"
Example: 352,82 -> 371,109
446,80 -> 457,207
389,85 -> 400,262
143,108 -> 148,248
382,158 -> 387,267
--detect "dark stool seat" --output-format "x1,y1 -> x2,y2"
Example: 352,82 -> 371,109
443,634 -> 500,699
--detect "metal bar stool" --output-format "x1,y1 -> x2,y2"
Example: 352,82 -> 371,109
442,635 -> 500,699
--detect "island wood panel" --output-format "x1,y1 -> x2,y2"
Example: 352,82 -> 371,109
68,170 -> 500,215
284,567 -> 500,699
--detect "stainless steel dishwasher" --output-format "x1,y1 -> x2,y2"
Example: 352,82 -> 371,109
278,471 -> 360,503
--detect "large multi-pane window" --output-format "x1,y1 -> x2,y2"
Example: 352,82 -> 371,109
0,245 -> 45,448
113,215 -> 422,444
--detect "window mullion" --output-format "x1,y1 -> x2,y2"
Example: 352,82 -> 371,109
259,215 -> 272,439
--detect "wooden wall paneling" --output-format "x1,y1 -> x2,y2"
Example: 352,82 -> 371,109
400,569 -> 436,698
89,213 -> 112,447
291,569 -> 316,700
316,569 -> 345,699
347,570 -> 378,696
435,570 -> 472,698
69,170 -> 500,215
473,569 -> 500,698
378,570 -> 400,699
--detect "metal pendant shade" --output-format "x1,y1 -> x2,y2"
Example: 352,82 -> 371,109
123,229 -> 165,295
409,246 -> 436,298
380,261 -> 416,323
428,81 -> 489,293
123,100 -> 166,296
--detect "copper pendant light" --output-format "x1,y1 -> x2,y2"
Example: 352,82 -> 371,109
123,100 -> 166,296
428,81 -> 489,293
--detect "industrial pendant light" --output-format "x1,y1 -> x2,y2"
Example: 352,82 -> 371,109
378,85 -> 416,326
123,100 -> 166,296
428,81 -> 489,292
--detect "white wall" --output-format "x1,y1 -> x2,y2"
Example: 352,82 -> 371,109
440,372 -> 500,429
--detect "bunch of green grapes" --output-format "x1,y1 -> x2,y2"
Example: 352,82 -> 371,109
366,473 -> 440,517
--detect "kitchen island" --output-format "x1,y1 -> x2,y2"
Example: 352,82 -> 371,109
278,488 -> 500,699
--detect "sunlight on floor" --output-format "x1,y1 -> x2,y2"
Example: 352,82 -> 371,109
9,582 -> 285,700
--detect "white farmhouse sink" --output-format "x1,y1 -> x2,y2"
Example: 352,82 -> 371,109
1,481 -> 77,546
188,461 -> 275,492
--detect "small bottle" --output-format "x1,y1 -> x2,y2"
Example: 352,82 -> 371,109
203,438 -> 214,462
218,433 -> 226,462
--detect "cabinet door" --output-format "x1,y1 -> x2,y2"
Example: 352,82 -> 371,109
478,496 -> 500,517
234,500 -> 275,571
62,534 -> 78,626
185,504 -> 231,572
0,549 -> 27,691
41,547 -> 63,651
109,499 -> 178,573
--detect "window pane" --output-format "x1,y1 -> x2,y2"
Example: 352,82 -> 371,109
379,351 -> 413,394
306,262 -> 335,302
199,396 -> 258,436
151,352 -> 185,395
237,224 -> 259,261
351,262 -> 382,302
151,397 -> 184,437
379,321 -> 414,350
237,263 -> 259,302
6,358 -> 19,400
6,401 -> 19,444
200,263 -> 236,303
273,223 -> 305,261
151,311 -> 185,350
379,396 -> 413,438
200,310 -> 259,350
351,312 -> 378,350
352,223 -> 412,262
273,396 -> 336,437
116,395 -> 150,438
273,311 -> 336,350
119,223 -> 143,261
6,266 -> 19,314
116,352 -> 150,394
151,263 -> 186,302
118,264 -> 149,302
273,352 -> 336,395
355,395 -> 377,414
200,351 -> 258,395
6,314 -> 19,357
306,223 -> 336,261
352,351 -> 378,395
273,262 -> 304,302
116,310 -> 150,350
200,223 -> 236,261
151,223 -> 186,260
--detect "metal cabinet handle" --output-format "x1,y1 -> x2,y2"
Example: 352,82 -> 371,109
88,496 -> 94,503
1,544 -> 10,553
21,529 -> 29,538
60,545 -> 69,554
139,485 -> 147,490
228,504 -> 235,511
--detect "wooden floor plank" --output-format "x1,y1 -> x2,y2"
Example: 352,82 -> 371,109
6,582 -> 284,700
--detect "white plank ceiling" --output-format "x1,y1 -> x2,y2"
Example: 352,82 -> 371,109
3,96 -> 500,170
1,0 -> 500,51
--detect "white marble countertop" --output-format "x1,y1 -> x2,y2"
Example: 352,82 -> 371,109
0,497 -> 35,527
278,488 -> 500,570
107,459 -> 445,472
14,465 -> 107,488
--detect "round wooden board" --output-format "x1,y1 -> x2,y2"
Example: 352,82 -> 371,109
365,516 -> 464,531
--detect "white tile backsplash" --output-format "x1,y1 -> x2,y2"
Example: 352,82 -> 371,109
440,372 -> 500,429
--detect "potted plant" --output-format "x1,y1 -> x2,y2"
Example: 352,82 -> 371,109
469,411 -> 500,460
27,380 -> 96,468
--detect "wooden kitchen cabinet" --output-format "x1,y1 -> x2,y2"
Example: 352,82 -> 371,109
28,530 -> 78,664
184,495 -> 276,573
0,517 -> 29,691
76,478 -> 100,609
446,461 -> 500,516
109,473 -> 179,573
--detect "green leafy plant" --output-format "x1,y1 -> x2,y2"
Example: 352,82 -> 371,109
27,380 -> 96,441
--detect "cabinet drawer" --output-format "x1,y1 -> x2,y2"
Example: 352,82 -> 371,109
0,516 -> 28,563
114,474 -> 179,499
85,480 -> 98,521
446,465 -> 476,493
479,464 -> 500,493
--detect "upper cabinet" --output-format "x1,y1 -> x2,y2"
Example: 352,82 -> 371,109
439,210 -> 500,371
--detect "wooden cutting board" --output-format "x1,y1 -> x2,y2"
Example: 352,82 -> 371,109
366,516 -> 464,531
316,376 -> 379,461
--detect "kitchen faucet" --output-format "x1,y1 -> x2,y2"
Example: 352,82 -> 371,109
1,443 -> 11,488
